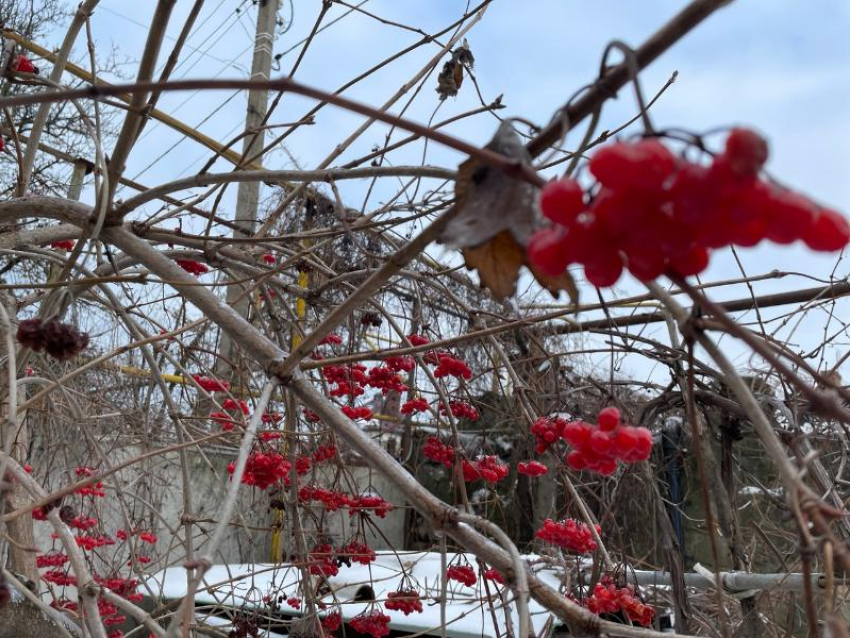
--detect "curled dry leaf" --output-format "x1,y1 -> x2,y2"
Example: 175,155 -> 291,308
440,120 -> 578,303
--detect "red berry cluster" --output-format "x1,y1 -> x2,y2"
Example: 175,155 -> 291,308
422,437 -> 455,467
401,397 -> 430,415
303,408 -> 322,422
440,400 -> 480,421
483,568 -> 505,585
50,239 -> 75,251
298,486 -> 393,518
433,354 -> 473,380
349,610 -> 391,638
16,318 -> 89,361
531,416 -> 567,454
210,412 -> 238,429
408,334 -> 430,346
223,398 -> 250,415
536,518 -> 600,554
342,405 -> 373,420
227,450 -> 290,490
12,55 -> 37,74
261,412 -> 283,423
385,355 -> 416,372
323,363 -> 367,397
340,541 -> 376,565
462,456 -> 509,483
562,408 -> 652,476
299,485 -> 351,512
366,365 -> 408,394
309,543 -> 339,577
517,460 -> 549,477
68,515 -> 98,530
446,564 -> 477,587
192,375 -> 230,392
36,552 -> 69,568
582,578 -> 655,627
313,444 -> 337,463
319,334 -> 343,346
262,253 -> 276,265
286,596 -> 301,609
348,494 -> 393,518
528,130 -> 849,288
175,259 -> 209,277
321,612 -> 342,632
385,589 -> 423,615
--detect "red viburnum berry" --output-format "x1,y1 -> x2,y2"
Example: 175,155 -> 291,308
526,226 -> 571,276
517,460 -> 548,477
597,407 -> 621,431
804,208 -> 850,252
386,589 -> 423,615
540,178 -> 585,227
446,564 -> 477,587
723,128 -> 769,179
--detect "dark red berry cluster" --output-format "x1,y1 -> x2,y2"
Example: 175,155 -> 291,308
446,564 -> 477,587
16,318 -> 89,361
528,130 -> 849,287
581,577 -> 655,627
433,354 -> 473,380
323,363 -> 367,398
313,444 -> 337,463
483,568 -> 505,585
175,258 -> 209,277
319,334 -> 343,346
536,518 -> 600,554
562,408 -> 652,476
385,589 -> 423,615
366,365 -> 408,394
350,610 -> 392,638
385,355 -> 416,372
50,239 -> 75,251
422,437 -> 455,467
342,405 -> 373,420
227,451 -> 290,490
309,543 -> 339,577
407,333 -> 430,346
531,416 -> 567,454
439,400 -> 480,421
192,375 -> 230,392
321,612 -> 342,632
401,397 -> 430,415
517,460 -> 548,477
462,455 -> 509,483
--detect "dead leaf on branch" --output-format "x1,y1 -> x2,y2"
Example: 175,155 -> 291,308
439,120 -> 578,303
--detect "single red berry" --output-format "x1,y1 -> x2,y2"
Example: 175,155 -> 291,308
540,178 -> 585,227
724,128 -> 769,179
562,420 -> 592,448
803,208 -> 850,252
527,226 -> 570,276
597,407 -> 620,431
668,245 -> 709,277
588,429 -> 614,456
764,188 -> 817,244
583,252 -> 623,288
565,449 -> 587,471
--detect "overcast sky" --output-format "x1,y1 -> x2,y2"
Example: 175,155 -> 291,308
41,0 -> 850,382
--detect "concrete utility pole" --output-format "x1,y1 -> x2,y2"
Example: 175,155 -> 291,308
219,0 -> 280,371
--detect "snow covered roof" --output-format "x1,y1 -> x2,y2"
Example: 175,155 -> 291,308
145,551 -> 569,637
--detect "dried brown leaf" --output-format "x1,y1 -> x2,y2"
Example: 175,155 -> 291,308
441,121 -> 578,304
461,230 -> 526,299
